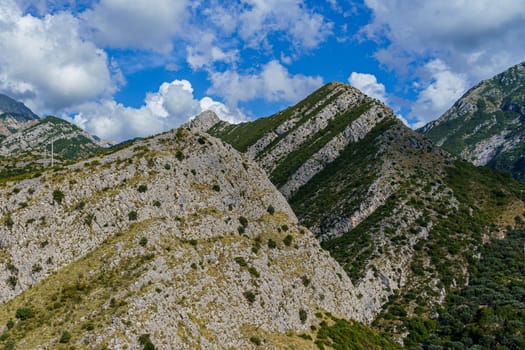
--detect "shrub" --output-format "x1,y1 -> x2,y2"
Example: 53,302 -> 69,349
4,215 -> 14,229
248,267 -> 260,278
139,237 -> 148,246
164,163 -> 171,170
243,290 -> 256,304
189,239 -> 198,246
212,184 -> 221,192
281,225 -> 289,232
301,275 -> 311,287
234,257 -> 247,267
138,334 -> 156,350
237,226 -> 245,234
267,239 -> 277,249
249,336 -> 262,345
152,200 -> 161,207
7,275 -> 17,289
6,319 -> 14,329
175,150 -> 185,161
239,216 -> 248,227
59,330 -> 71,343
137,184 -> 148,193
267,205 -> 275,215
299,309 -> 307,323
15,307 -> 32,320
283,234 -> 293,246
128,211 -> 138,221
198,137 -> 206,145
32,264 -> 42,273
52,189 -> 64,204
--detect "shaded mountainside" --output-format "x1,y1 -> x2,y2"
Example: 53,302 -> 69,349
0,94 -> 39,134
420,61 -> 525,182
0,127 -> 400,348
202,82 -> 525,339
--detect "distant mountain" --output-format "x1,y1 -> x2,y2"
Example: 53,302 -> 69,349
0,94 -> 39,122
0,94 -> 39,138
420,61 -> 525,181
199,82 -> 525,340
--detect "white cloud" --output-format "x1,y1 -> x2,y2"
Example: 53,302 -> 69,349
70,80 -> 244,142
410,60 -> 468,128
0,0 -> 114,114
208,60 -> 323,106
363,0 -> 525,82
81,0 -> 189,52
186,31 -> 239,70
240,0 -> 332,49
348,72 -> 388,102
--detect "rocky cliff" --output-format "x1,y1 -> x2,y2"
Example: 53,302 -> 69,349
0,127 -> 376,349
204,82 -> 525,338
420,61 -> 525,182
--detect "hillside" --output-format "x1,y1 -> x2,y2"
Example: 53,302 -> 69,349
203,82 -> 525,339
420,61 -> 525,182
0,94 -> 39,138
0,126 -> 402,349
0,116 -> 114,180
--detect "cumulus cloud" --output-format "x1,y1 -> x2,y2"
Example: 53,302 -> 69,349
409,60 -> 468,128
348,72 -> 388,102
0,0 -> 114,114
81,0 -> 189,52
238,0 -> 333,49
70,80 -> 244,142
208,60 -> 323,106
362,0 -> 525,82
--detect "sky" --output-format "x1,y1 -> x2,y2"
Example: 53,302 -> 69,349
1,0 -> 524,142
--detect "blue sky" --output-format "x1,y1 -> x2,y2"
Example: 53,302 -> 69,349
1,0 -> 525,141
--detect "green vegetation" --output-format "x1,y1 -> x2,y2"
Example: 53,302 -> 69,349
209,83 -> 341,152
128,211 -> 138,221
314,315 -> 401,350
52,189 -> 65,204
421,62 -> 525,182
405,230 -> 525,349
243,290 -> 256,304
59,330 -> 71,343
138,334 -> 156,350
137,184 -> 148,193
267,205 -> 275,215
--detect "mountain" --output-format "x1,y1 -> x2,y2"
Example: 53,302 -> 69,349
0,127 -> 401,349
200,82 -> 525,340
0,94 -> 39,139
419,61 -> 525,181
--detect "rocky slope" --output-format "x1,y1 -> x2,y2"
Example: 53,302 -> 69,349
0,94 -> 39,138
203,82 -> 525,338
0,116 -> 115,181
0,127 -> 381,349
420,61 -> 525,181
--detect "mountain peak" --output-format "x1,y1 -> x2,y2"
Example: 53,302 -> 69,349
186,110 -> 222,133
420,60 -> 525,181
0,94 -> 38,122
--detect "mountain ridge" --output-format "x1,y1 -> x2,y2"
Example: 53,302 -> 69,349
420,61 -> 525,181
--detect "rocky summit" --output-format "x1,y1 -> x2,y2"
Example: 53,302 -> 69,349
204,82 -> 525,340
420,61 -> 525,182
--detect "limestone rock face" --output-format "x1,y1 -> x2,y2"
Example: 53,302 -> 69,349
186,110 -> 222,133
420,61 -> 525,182
0,128 -> 364,348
